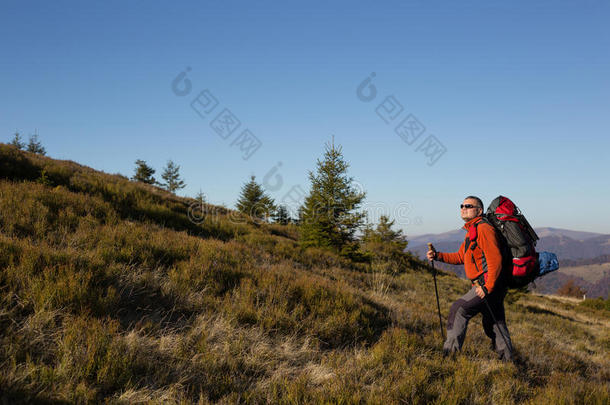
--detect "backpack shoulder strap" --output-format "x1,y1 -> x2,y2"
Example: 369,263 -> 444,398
464,217 -> 488,252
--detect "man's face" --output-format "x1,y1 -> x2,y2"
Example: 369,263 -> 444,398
460,198 -> 483,222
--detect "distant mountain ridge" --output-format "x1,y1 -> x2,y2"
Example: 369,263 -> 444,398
409,229 -> 466,247
534,227 -> 603,241
409,227 -> 610,262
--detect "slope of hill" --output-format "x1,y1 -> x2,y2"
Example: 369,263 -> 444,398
0,144 -> 608,403
530,267 -> 610,299
536,234 -> 610,260
558,263 -> 610,284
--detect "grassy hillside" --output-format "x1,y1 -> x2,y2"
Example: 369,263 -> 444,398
0,144 -> 608,404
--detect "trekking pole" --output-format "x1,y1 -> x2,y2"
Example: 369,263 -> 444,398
474,280 -> 512,358
428,243 -> 445,340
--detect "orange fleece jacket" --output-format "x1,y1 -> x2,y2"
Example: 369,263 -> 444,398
437,217 -> 503,293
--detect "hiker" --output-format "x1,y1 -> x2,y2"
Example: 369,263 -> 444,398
427,196 -> 514,361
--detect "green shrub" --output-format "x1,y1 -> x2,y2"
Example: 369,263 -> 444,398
578,297 -> 610,312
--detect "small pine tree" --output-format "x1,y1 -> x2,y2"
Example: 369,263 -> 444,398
195,189 -> 207,204
361,215 -> 409,274
161,160 -> 186,193
273,205 -> 291,225
37,168 -> 53,187
9,132 -> 25,150
236,175 -> 275,221
188,189 -> 208,224
293,205 -> 305,226
362,215 -> 407,247
26,134 -> 46,155
299,140 -> 366,254
132,159 -> 157,184
194,188 -> 208,213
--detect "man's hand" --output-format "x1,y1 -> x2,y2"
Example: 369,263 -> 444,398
426,243 -> 437,262
475,285 -> 486,299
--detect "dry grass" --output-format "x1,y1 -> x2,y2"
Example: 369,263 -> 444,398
0,144 -> 608,404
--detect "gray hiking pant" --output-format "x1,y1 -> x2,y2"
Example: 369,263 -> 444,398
443,286 -> 513,360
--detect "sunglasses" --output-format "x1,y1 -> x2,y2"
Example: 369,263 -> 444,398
460,204 -> 481,209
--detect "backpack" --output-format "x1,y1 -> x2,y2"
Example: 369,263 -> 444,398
482,196 -> 558,288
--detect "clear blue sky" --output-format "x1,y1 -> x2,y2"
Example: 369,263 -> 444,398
2,0 -> 609,235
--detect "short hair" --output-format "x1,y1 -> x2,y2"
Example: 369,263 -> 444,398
464,195 -> 484,211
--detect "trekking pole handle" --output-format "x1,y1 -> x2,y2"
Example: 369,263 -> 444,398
427,243 -> 436,261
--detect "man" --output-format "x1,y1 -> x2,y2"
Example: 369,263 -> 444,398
427,196 -> 513,361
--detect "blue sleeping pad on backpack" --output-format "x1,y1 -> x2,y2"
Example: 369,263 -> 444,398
537,251 -> 559,277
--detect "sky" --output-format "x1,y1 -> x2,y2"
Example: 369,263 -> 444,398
1,0 -> 609,235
